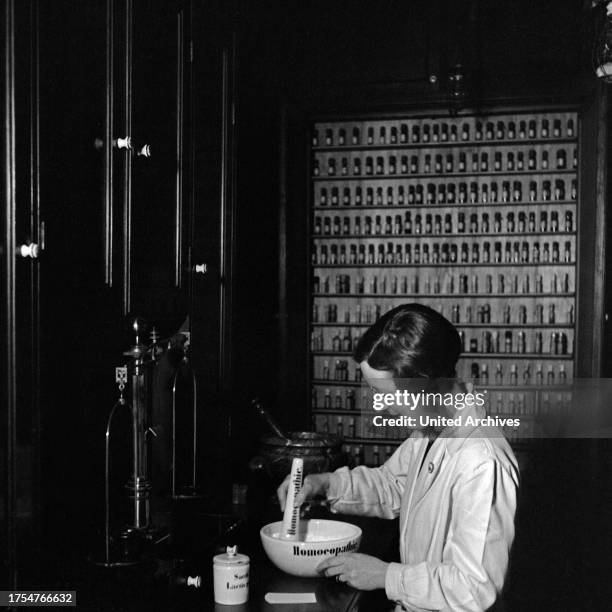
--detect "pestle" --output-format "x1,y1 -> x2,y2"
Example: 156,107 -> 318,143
251,398 -> 291,442
280,457 -> 303,540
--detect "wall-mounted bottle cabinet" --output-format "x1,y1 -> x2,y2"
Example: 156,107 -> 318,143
308,111 -> 578,466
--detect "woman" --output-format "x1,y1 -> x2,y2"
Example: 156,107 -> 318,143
278,304 -> 519,611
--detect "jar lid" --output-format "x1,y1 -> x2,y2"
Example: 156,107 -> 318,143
213,545 -> 249,566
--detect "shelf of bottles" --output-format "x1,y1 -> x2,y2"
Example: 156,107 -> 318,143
309,111 -> 578,466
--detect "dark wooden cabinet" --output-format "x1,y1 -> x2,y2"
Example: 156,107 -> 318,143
1,0 -> 238,587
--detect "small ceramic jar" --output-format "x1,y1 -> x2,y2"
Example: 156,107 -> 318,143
213,546 -> 249,605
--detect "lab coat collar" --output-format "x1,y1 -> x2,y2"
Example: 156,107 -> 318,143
433,402 -> 488,456
409,403 -> 487,499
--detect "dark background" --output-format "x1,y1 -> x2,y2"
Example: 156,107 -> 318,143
2,0 -> 612,608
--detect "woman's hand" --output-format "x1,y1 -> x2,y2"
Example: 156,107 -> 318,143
277,472 -> 330,511
317,553 -> 389,591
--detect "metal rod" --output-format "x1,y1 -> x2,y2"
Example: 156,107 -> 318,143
122,0 -> 133,314
29,0 -> 42,556
191,366 -> 197,489
129,357 -> 149,529
104,400 -> 125,565
3,0 -> 17,589
104,0 -> 114,285
174,11 -> 184,287
171,367 -> 179,498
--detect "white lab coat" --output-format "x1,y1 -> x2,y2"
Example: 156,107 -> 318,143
326,409 -> 519,611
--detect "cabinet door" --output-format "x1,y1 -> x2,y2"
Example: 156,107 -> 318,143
128,0 -> 191,324
2,0 -> 49,587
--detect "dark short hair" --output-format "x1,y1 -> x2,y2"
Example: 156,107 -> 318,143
354,303 -> 462,378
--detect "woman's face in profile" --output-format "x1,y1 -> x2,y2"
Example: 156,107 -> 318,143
360,360 -> 405,416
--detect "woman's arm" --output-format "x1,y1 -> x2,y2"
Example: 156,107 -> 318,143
385,454 -> 518,612
326,439 -> 414,519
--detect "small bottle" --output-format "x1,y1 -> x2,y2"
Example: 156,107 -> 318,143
335,392 -> 343,410
501,181 -> 509,202
504,331 -> 513,353
446,153 -> 454,172
556,149 -> 566,169
415,185 -> 424,204
433,214 -> 442,234
494,152 -> 502,171
372,445 -> 380,466
528,150 -> 536,170
438,184 -> 447,204
550,211 -> 559,231
496,121 -> 505,139
483,242 -> 491,263
523,366 -> 531,385
528,120 -> 536,138
340,158 -> 348,176
348,415 -> 356,435
477,152 -> 487,172
397,186 -> 405,205
495,363 -> 503,385
457,212 -> 466,233
336,415 -> 344,435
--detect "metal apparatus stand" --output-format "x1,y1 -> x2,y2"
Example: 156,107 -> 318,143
119,317 -> 155,556
92,317 -> 202,567
90,317 -> 156,567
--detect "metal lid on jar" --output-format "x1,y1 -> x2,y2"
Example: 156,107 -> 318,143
213,545 -> 249,566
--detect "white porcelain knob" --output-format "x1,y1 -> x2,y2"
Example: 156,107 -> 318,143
116,136 -> 132,150
187,576 -> 201,588
19,243 -> 39,258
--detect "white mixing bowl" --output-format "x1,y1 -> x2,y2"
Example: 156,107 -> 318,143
260,519 -> 362,577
